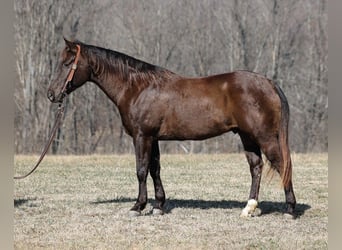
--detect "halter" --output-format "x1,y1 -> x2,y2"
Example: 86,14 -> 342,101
14,44 -> 81,179
60,44 -> 81,95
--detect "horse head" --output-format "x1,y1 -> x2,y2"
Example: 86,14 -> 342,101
47,38 -> 90,103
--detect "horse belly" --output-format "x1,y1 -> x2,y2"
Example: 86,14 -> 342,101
157,104 -> 236,140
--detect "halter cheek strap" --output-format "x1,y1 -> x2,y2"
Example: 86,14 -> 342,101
61,44 -> 81,94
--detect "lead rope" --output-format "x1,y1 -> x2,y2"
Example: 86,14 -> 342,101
14,44 -> 80,180
14,99 -> 66,179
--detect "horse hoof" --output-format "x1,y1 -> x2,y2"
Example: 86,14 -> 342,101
240,199 -> 258,218
152,208 -> 164,216
128,210 -> 141,217
240,210 -> 252,218
251,208 -> 262,217
240,209 -> 261,218
283,213 -> 296,219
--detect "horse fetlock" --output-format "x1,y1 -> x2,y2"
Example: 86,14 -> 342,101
240,199 -> 258,218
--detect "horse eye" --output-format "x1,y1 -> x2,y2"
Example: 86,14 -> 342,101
63,56 -> 75,67
63,61 -> 72,67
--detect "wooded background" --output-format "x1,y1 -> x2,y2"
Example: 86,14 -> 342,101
14,0 -> 327,154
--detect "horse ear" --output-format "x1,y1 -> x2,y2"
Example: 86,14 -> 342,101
63,37 -> 77,52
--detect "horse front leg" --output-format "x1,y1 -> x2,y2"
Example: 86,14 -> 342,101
129,135 -> 153,216
149,140 -> 166,215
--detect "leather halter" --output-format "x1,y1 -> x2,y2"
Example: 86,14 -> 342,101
61,44 -> 81,95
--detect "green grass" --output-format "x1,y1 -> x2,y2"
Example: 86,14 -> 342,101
14,153 -> 328,249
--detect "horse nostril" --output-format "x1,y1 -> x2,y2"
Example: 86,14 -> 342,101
47,90 -> 55,102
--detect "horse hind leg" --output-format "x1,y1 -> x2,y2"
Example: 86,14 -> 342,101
260,138 -> 296,218
239,132 -> 263,217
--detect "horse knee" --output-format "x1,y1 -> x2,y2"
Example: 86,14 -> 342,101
149,168 -> 159,179
137,167 -> 148,182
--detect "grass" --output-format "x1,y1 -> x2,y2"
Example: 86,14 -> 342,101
14,153 -> 327,249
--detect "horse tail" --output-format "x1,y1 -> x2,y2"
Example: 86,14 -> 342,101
274,82 -> 292,188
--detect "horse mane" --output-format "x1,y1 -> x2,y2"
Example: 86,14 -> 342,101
77,41 -> 177,85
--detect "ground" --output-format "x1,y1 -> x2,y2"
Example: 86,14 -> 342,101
14,153 -> 327,249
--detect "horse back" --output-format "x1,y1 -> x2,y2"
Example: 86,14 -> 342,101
129,70 -> 281,140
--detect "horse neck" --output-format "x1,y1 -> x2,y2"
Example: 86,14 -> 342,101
87,48 -> 178,107
87,54 -> 139,106
90,69 -> 132,106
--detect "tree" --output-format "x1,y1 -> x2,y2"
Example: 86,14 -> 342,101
14,0 -> 327,154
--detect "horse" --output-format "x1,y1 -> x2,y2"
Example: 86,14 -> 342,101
47,38 -> 296,218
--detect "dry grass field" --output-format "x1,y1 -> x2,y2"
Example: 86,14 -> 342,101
14,153 -> 327,249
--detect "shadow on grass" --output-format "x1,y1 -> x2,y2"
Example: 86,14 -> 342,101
90,197 -> 310,217
14,197 -> 39,208
14,198 -> 30,208
258,201 -> 310,217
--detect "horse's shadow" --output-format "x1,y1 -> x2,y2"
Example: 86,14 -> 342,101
14,198 -> 32,208
90,197 -> 310,217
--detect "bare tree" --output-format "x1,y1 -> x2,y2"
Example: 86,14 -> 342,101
14,0 -> 327,154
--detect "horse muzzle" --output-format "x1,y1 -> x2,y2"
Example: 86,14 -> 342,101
47,89 -> 65,103
47,89 -> 56,102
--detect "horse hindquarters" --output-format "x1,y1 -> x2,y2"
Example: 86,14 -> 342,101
232,75 -> 296,217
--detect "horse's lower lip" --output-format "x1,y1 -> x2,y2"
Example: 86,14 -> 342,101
49,99 -> 59,103
48,93 -> 64,103
47,90 -> 55,102
47,97 -> 54,103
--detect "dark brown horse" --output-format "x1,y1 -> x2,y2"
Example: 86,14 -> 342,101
47,38 -> 296,218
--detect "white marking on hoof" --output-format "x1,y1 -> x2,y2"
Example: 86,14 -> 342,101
240,199 -> 258,218
128,210 -> 141,217
152,208 -> 164,216
252,207 -> 262,217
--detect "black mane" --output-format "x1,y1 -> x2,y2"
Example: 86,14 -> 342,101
78,41 -> 175,83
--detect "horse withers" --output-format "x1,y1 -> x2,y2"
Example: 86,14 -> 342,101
47,38 -> 296,218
